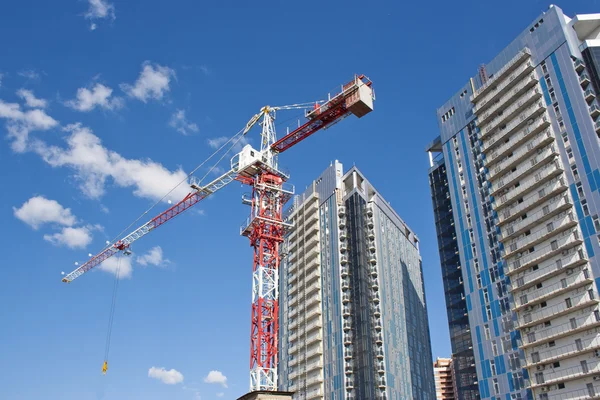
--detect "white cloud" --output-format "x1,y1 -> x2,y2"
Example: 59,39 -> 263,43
18,70 -> 41,82
98,256 -> 133,279
66,83 -> 124,112
203,371 -> 227,388
13,196 -> 76,229
169,110 -> 198,135
137,246 -> 168,267
43,226 -> 92,249
85,0 -> 115,20
31,123 -> 189,201
121,62 -> 175,103
148,367 -> 184,385
216,393 -> 224,397
207,136 -> 248,153
17,89 -> 47,108
0,99 -> 58,152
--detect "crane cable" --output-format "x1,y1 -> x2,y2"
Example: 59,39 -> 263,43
102,253 -> 123,375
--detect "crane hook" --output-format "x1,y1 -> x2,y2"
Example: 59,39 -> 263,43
102,360 -> 108,375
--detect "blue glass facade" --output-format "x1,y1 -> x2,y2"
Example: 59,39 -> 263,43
428,5 -> 600,400
280,162 -> 435,399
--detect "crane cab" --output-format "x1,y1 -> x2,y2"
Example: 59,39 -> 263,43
231,145 -> 272,179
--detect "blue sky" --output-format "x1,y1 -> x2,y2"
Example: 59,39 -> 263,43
0,1 -> 597,399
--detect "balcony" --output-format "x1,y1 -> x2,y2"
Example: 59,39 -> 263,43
482,103 -> 548,153
305,345 -> 323,359
373,317 -> 383,331
479,87 -> 543,135
341,265 -> 349,278
340,253 -> 348,265
305,317 -> 323,333
376,347 -> 384,359
497,178 -> 568,226
306,280 -> 321,296
366,207 -> 374,217
368,230 -> 375,240
521,311 -> 600,347
490,145 -> 559,196
339,218 -> 346,229
472,48 -> 532,101
345,362 -> 353,374
377,362 -> 385,373
367,216 -> 374,229
585,88 -> 596,102
517,290 -> 598,328
510,250 -> 587,291
368,242 -> 376,253
494,160 -> 564,210
305,373 -> 324,387
371,278 -> 380,291
487,127 -> 554,178
343,321 -> 352,331
306,331 -> 323,345
477,74 -> 539,125
306,304 -> 322,319
346,379 -> 354,389
378,376 -> 386,388
546,385 -> 600,400
580,73 -> 591,88
344,347 -> 354,360
499,195 -> 572,242
369,254 -> 377,265
596,120 -> 600,134
344,331 -> 353,345
372,291 -> 380,303
339,230 -> 347,241
507,230 -> 582,275
340,241 -> 348,253
370,264 -> 378,277
590,102 -> 600,118
338,206 -> 346,217
341,280 -> 350,291
575,58 -> 586,73
531,333 -> 600,366
475,60 -> 537,114
342,292 -> 350,303
343,306 -> 351,317
373,304 -> 381,317
514,269 -> 592,309
375,332 -> 383,344
531,361 -> 600,387
503,213 -> 576,258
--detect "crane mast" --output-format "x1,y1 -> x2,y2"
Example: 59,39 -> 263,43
61,75 -> 375,394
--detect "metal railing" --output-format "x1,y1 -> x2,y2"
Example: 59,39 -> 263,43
472,48 -> 532,100
498,178 -> 567,224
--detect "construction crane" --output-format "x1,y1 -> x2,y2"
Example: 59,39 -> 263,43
62,74 -> 375,392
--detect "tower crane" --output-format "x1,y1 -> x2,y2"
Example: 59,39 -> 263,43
62,74 -> 375,392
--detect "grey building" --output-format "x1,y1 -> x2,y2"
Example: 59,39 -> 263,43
427,5 -> 600,400
279,161 -> 435,400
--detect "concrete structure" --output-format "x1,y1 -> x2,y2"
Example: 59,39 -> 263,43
427,5 -> 600,400
433,357 -> 457,400
278,161 -> 436,399
237,391 -> 294,400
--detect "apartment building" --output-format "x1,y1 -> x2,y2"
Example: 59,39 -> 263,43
427,6 -> 600,400
433,357 -> 457,400
279,161 -> 435,399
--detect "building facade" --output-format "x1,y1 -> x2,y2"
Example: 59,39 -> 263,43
433,357 -> 458,400
427,6 -> 600,400
279,161 -> 436,400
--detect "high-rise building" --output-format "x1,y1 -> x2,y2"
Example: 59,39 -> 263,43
433,357 -> 458,400
278,161 -> 436,400
427,5 -> 600,400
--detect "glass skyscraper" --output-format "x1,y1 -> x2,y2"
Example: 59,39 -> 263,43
427,5 -> 600,400
279,161 -> 435,399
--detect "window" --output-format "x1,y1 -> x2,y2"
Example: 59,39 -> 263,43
486,305 -> 492,320
491,360 -> 497,375
553,361 -> 560,368
484,288 -> 489,303
492,340 -> 499,356
572,164 -> 579,180
484,324 -> 491,340
493,378 -> 500,395
558,382 -> 566,389
566,147 -> 574,159
577,182 -> 584,198
565,298 -> 572,308
593,215 -> 600,232
582,199 -> 590,216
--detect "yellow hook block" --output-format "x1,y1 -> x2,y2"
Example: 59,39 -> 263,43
102,361 -> 108,375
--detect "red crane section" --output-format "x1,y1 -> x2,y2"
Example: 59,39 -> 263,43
271,75 -> 373,153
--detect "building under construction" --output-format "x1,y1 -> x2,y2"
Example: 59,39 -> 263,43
278,161 -> 436,399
